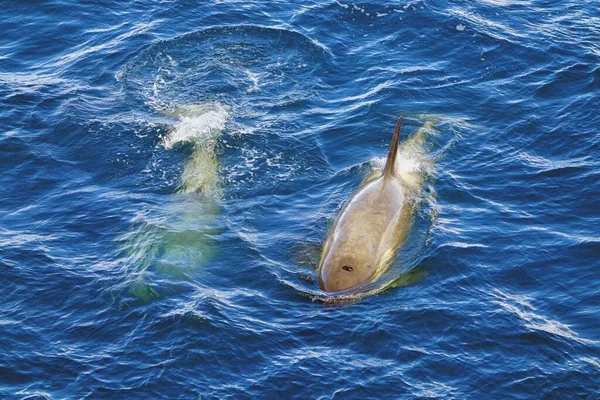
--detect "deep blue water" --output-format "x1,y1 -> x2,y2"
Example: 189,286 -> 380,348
1,0 -> 599,398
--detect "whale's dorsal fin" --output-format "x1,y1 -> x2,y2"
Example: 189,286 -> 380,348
383,116 -> 403,179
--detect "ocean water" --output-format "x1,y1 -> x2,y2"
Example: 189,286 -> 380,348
1,0 -> 599,398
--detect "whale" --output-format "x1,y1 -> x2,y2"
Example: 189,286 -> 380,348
120,102 -> 227,302
318,117 -> 429,292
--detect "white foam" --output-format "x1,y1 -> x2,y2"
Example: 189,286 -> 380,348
161,104 -> 229,149
371,155 -> 421,174
370,147 -> 427,178
245,70 -> 260,93
398,156 -> 421,175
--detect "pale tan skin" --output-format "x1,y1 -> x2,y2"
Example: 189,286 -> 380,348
318,117 -> 422,292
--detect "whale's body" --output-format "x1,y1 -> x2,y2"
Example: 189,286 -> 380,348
318,117 -> 425,292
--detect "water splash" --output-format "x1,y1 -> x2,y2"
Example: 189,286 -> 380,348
160,104 -> 228,150
369,119 -> 437,192
161,103 -> 229,195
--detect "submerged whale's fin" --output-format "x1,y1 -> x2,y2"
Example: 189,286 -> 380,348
383,116 -> 403,179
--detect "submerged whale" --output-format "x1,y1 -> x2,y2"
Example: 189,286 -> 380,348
120,103 -> 227,302
318,117 -> 428,292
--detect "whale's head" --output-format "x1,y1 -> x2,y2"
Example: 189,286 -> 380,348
318,251 -> 377,292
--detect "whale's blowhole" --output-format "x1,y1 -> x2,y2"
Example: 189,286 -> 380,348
342,265 -> 353,272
